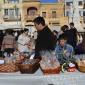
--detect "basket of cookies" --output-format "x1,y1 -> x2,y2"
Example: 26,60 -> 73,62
75,55 -> 85,73
40,51 -> 60,75
0,57 -> 19,73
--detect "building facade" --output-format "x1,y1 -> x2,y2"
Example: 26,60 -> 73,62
59,0 -> 85,27
22,0 -> 68,28
83,0 -> 85,28
0,0 -> 84,31
0,0 -> 68,31
0,0 -> 22,29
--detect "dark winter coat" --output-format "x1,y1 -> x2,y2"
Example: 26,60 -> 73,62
35,26 -> 56,58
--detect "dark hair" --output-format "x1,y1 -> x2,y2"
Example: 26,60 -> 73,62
58,34 -> 67,41
6,29 -> 13,35
24,28 -> 28,32
20,30 -> 24,34
61,25 -> 69,32
63,25 -> 69,30
33,16 -> 45,26
70,22 -> 74,26
61,26 -> 66,32
53,30 -> 58,34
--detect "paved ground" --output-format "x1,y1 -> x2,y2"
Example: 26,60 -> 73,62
0,69 -> 85,85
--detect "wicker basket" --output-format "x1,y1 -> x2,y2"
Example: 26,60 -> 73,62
78,66 -> 85,73
18,59 -> 40,74
40,66 -> 60,75
0,63 -> 19,73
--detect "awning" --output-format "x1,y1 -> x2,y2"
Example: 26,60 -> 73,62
5,24 -> 22,29
0,22 -> 22,30
0,24 -> 7,30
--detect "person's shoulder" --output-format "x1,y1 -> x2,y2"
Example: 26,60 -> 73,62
74,27 -> 77,31
66,44 -> 73,49
44,26 -> 53,36
19,34 -> 23,37
72,27 -> 77,31
55,44 -> 60,48
18,34 -> 23,39
70,28 -> 77,32
45,26 -> 52,33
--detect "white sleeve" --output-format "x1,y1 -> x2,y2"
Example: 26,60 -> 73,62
17,35 -> 25,46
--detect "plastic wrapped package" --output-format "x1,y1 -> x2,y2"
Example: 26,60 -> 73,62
75,55 -> 85,72
40,51 -> 60,74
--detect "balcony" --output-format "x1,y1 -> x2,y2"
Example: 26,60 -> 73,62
24,15 -> 38,22
3,15 -> 21,21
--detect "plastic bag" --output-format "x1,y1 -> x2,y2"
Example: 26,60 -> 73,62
40,50 -> 60,69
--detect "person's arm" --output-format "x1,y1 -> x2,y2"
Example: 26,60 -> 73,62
1,37 -> 5,51
17,36 -> 25,46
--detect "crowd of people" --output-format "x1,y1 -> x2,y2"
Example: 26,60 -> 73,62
53,22 -> 85,55
0,16 -> 85,62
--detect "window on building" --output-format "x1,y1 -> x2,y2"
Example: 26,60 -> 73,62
4,0 -> 19,3
4,0 -> 8,3
9,8 -> 20,17
83,11 -> 85,16
15,8 -> 19,16
83,17 -> 85,23
9,9 -> 15,17
42,12 -> 46,18
66,11 -> 69,16
80,11 -> 83,16
52,11 -> 56,18
83,11 -> 85,24
4,0 -> 6,3
27,7 -> 37,16
84,3 -> 85,9
4,9 -> 8,15
66,2 -> 72,6
78,1 -> 82,6
4,8 -> 19,17
79,11 -> 82,16
28,10 -> 36,16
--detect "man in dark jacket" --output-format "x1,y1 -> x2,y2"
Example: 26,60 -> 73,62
33,16 -> 56,59
68,22 -> 77,53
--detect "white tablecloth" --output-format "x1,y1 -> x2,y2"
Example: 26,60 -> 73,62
0,69 -> 85,85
